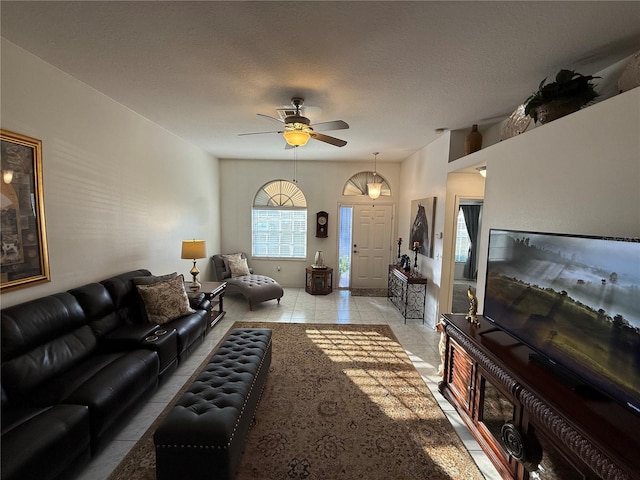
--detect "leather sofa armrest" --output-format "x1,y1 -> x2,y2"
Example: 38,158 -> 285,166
188,292 -> 212,313
101,323 -> 160,348
189,293 -> 206,309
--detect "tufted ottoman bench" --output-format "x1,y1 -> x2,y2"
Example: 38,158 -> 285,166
153,328 -> 272,480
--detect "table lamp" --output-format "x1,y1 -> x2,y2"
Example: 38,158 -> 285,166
181,239 -> 207,291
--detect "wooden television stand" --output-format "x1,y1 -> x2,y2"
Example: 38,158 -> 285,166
438,314 -> 640,480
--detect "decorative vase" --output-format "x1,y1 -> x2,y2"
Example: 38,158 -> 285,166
535,99 -> 583,124
314,250 -> 324,267
464,124 -> 483,155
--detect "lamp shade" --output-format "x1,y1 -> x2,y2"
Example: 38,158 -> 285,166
367,182 -> 382,200
283,130 -> 310,147
181,240 -> 207,259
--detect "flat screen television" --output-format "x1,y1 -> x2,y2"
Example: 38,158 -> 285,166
484,229 -> 640,415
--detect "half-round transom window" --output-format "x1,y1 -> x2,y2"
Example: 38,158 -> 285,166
254,180 -> 307,207
342,171 -> 391,197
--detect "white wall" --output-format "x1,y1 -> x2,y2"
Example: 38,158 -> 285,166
398,133 -> 453,328
1,40 -> 221,307
475,87 -> 640,309
219,158 -> 400,287
397,88 -> 639,327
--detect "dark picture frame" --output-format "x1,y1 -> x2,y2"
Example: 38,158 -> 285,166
1,129 -> 50,291
410,197 -> 436,258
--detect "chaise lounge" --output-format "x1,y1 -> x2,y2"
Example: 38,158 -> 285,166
212,253 -> 283,310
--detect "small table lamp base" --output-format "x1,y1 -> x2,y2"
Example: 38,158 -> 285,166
189,262 -> 201,291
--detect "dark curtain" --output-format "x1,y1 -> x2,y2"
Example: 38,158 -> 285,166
461,205 -> 481,279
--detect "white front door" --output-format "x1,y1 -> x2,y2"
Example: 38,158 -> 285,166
351,204 -> 393,288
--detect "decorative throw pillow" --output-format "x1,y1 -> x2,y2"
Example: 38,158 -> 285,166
132,272 -> 178,286
135,274 -> 195,324
132,273 -> 180,321
228,257 -> 251,277
221,253 -> 243,273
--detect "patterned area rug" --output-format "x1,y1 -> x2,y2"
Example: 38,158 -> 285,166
349,288 -> 388,297
108,322 -> 483,480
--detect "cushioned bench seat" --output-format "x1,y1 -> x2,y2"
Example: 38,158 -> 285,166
212,253 -> 283,310
154,328 -> 272,480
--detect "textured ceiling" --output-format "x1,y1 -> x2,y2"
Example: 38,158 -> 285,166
1,1 -> 639,162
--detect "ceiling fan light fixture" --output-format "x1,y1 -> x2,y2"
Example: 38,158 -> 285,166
283,130 -> 311,147
241,97 -> 348,148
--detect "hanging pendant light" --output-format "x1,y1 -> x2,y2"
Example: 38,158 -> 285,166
2,170 -> 14,184
367,152 -> 383,200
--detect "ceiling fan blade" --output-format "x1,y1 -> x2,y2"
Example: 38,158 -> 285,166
257,113 -> 284,124
311,132 -> 347,147
310,120 -> 349,132
238,129 -> 284,136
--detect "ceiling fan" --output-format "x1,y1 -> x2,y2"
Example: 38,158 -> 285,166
239,97 -> 349,147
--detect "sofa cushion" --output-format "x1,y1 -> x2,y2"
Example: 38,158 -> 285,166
229,257 -> 251,277
32,349 -> 159,450
167,311 -> 208,359
132,272 -> 178,286
136,275 -> 195,325
1,293 -> 97,403
1,404 -> 90,480
221,253 -> 242,272
68,283 -> 120,337
101,269 -> 152,325
131,272 -> 180,323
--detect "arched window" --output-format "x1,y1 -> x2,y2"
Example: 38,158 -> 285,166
342,171 -> 391,197
252,180 -> 307,258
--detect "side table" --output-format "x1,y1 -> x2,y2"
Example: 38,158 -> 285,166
186,281 -> 226,329
387,265 -> 427,323
305,266 -> 333,295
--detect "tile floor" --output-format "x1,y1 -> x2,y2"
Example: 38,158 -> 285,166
75,288 -> 501,480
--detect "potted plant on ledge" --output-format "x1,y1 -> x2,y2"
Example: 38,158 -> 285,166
524,69 -> 600,124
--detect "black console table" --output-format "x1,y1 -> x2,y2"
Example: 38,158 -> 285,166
387,265 -> 427,324
438,314 -> 640,480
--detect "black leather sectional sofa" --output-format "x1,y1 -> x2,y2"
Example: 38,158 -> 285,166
1,269 -> 213,480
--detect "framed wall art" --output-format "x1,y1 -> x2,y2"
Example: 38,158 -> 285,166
1,129 -> 50,291
410,197 -> 436,258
